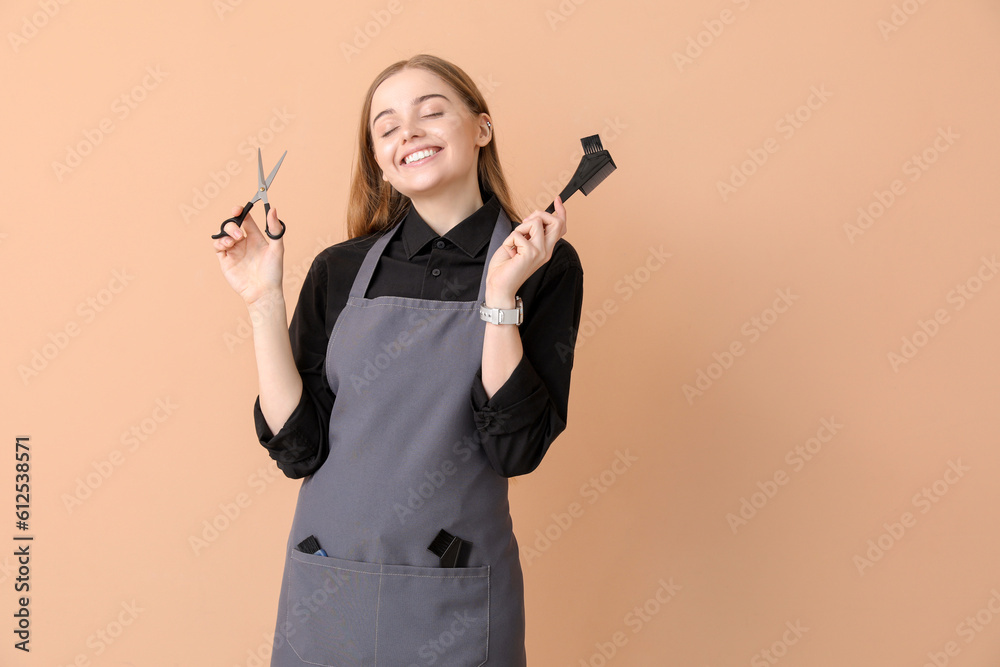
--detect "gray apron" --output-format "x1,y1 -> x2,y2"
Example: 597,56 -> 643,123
269,206 -> 527,666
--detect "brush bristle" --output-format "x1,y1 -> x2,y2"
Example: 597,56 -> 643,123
581,134 -> 604,155
427,529 -> 456,557
297,535 -> 322,554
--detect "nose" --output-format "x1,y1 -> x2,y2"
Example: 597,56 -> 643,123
400,113 -> 424,141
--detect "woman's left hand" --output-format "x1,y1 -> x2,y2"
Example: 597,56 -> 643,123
485,195 -> 567,300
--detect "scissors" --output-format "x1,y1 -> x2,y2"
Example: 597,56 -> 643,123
211,147 -> 287,240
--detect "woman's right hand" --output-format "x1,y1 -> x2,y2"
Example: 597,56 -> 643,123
212,205 -> 285,308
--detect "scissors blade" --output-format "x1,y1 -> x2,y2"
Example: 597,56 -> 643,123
246,148 -> 266,204
257,147 -> 266,189
264,149 -> 287,189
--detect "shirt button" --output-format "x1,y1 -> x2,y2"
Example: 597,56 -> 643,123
431,268 -> 441,277
435,240 -> 445,249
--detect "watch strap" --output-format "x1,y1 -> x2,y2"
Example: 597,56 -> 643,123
480,295 -> 523,325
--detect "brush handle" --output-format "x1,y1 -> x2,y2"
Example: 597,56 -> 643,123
545,184 -> 576,214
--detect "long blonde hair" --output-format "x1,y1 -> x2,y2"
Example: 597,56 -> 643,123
346,54 -> 522,239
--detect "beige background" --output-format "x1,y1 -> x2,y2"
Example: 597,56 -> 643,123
3,0 -> 1000,664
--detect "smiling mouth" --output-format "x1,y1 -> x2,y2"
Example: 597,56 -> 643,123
401,147 -> 442,165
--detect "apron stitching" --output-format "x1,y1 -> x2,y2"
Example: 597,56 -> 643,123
353,302 -> 480,311
280,555 -> 295,662
374,562 -> 383,666
479,563 -> 491,666
289,553 -> 487,577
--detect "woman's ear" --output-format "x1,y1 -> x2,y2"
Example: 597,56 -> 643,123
478,113 -> 492,146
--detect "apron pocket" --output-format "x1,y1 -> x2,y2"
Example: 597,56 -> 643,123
285,550 -> 490,667
375,560 -> 490,667
285,549 -> 379,665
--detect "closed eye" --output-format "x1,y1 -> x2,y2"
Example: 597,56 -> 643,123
380,112 -> 443,138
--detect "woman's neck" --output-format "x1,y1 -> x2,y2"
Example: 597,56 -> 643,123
408,182 -> 485,237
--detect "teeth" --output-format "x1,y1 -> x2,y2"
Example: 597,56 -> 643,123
404,148 -> 439,164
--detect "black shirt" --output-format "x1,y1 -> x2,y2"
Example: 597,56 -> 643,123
253,187 -> 584,479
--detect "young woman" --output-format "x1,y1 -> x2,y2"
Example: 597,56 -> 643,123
213,54 -> 584,666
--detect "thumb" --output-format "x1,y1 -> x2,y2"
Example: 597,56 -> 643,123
267,207 -> 281,238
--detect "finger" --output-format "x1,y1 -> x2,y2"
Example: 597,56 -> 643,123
223,203 -> 252,239
535,219 -> 558,259
266,206 -> 283,241
517,217 -> 547,245
514,214 -> 545,238
515,217 -> 557,262
214,236 -> 236,254
223,220 -> 244,240
237,210 -> 264,241
223,206 -> 246,240
501,232 -> 520,257
517,207 -> 562,238
553,194 -> 566,221
546,196 -> 566,251
501,227 -> 530,258
511,222 -> 545,259
537,203 -> 565,241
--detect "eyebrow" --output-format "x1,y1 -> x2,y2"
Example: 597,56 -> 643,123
371,93 -> 451,130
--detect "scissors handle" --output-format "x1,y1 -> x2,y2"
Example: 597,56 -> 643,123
211,200 -> 254,239
262,202 -> 286,240
211,201 -> 286,240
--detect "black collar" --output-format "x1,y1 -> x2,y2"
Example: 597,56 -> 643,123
400,187 -> 500,259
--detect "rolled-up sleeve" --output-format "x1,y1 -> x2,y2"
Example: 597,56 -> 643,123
253,256 -> 335,479
470,245 -> 584,478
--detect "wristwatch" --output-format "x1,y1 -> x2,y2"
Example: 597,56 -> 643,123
480,296 -> 523,326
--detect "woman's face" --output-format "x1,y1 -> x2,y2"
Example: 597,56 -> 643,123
369,68 -> 489,201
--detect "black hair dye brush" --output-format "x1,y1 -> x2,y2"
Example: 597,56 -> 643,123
545,134 -> 617,213
428,528 -> 470,567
